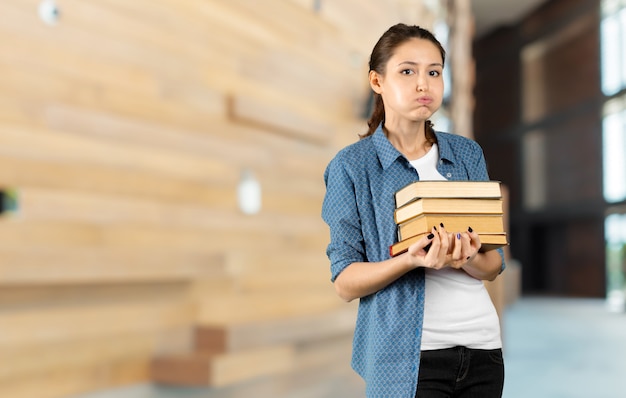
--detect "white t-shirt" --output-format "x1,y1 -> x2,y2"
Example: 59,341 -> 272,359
409,143 -> 502,350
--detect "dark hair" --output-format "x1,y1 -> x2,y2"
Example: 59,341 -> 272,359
362,24 -> 446,140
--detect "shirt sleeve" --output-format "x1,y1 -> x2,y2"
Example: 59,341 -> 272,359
321,154 -> 367,282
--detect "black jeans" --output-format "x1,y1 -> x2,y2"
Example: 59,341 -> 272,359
415,346 -> 504,398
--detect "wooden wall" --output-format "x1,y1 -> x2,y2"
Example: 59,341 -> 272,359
474,0 -> 606,296
0,1 -> 447,397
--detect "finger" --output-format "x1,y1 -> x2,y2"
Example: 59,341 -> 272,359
407,231 -> 436,256
467,226 -> 482,251
436,224 -> 450,258
424,227 -> 442,267
446,232 -> 455,254
452,232 -> 463,260
460,232 -> 473,261
426,225 -> 446,269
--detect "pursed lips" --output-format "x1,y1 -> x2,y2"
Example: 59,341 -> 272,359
417,96 -> 433,105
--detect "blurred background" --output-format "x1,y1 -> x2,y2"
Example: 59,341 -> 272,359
0,0 -> 625,397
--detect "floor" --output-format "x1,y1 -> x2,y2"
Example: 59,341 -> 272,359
502,297 -> 626,398
75,297 -> 626,398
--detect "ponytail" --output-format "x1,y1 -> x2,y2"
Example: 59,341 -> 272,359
362,94 -> 384,138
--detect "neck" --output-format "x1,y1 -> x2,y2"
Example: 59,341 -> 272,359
383,120 -> 432,160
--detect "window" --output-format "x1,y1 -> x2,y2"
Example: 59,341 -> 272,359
601,0 -> 626,96
602,95 -> 626,203
606,213 -> 626,312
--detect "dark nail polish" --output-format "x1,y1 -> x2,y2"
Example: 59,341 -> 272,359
433,226 -> 437,231
440,223 -> 445,228
427,233 -> 434,239
466,256 -> 470,260
468,226 -> 473,233
456,233 -> 461,239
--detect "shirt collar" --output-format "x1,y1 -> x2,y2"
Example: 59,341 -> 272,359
434,131 -> 458,165
372,125 -> 404,170
372,124 -> 459,169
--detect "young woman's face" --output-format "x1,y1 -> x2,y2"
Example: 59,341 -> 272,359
370,38 -> 444,125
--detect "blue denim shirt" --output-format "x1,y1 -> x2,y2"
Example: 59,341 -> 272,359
322,125 -> 505,398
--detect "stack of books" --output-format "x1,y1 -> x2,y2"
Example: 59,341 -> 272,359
389,180 -> 508,256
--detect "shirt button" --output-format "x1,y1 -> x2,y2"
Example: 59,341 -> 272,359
446,173 -> 452,178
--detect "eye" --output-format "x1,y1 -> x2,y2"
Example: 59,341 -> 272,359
401,69 -> 415,75
429,70 -> 441,77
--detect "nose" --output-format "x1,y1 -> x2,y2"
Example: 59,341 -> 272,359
416,75 -> 427,92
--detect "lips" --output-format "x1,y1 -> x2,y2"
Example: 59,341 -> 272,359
417,96 -> 433,104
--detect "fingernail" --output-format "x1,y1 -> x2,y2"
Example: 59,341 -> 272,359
466,256 -> 470,260
440,223 -> 445,228
456,233 -> 461,239
468,226 -> 473,233
427,233 -> 434,239
433,226 -> 437,231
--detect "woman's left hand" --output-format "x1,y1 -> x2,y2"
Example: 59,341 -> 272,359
446,229 -> 481,269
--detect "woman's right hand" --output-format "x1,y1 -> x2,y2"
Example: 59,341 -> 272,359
407,224 -> 451,270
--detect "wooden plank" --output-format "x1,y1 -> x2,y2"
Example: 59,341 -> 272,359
196,289 -> 342,325
0,247 -> 225,285
0,357 -> 150,398
224,250 -> 331,293
0,330 -> 180,381
41,104 -> 260,164
0,283 -> 190,315
0,155 -> 236,207
0,124 -> 236,182
0,294 -> 194,347
227,94 -> 334,145
13,184 -> 323,226
0,328 -> 191,385
0,219 -> 326,253
151,345 -> 294,387
195,305 -> 357,355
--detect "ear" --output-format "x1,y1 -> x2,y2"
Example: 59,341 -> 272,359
369,70 -> 383,94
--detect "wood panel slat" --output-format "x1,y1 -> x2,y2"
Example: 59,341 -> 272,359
0,296 -> 194,347
194,305 -> 357,354
0,247 -> 225,285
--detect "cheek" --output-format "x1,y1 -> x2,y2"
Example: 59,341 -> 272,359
433,81 -> 445,97
388,81 -> 413,102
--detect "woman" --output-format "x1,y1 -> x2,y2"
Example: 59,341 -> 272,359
322,24 -> 505,397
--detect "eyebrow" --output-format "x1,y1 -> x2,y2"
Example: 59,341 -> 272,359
397,61 -> 443,68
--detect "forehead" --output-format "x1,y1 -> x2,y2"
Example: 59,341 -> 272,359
390,38 -> 442,63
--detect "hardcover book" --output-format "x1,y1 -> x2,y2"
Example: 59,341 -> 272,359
390,232 -> 508,257
397,213 -> 505,242
394,197 -> 503,224
395,180 -> 502,208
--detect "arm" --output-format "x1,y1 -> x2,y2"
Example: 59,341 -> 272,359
462,249 -> 502,281
334,226 -> 450,302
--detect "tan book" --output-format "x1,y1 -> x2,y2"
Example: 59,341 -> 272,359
394,197 -> 504,224
397,213 -> 505,242
389,232 -> 508,257
395,180 -> 502,208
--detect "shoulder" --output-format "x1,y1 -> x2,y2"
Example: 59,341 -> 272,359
436,131 -> 482,149
323,137 -> 377,201
334,136 -> 375,161
435,131 -> 484,158
326,136 -> 375,174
